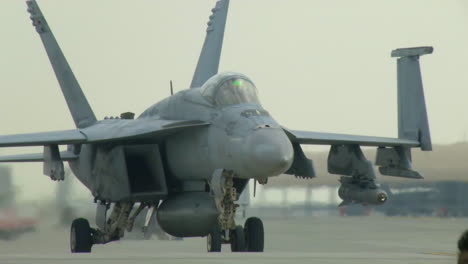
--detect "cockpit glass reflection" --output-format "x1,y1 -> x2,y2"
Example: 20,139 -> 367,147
202,78 -> 260,107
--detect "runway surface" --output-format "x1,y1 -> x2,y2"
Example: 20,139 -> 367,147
0,215 -> 464,264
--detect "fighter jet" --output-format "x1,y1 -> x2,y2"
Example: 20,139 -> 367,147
1,0 -> 433,253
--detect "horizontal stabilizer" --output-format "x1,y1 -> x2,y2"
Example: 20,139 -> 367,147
0,130 -> 85,147
0,151 -> 78,163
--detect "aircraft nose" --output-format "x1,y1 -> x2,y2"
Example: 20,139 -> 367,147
253,144 -> 292,169
244,128 -> 294,178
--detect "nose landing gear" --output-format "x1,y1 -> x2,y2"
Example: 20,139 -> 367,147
244,217 -> 264,252
230,226 -> 245,252
207,227 -> 222,252
205,218 -> 264,252
207,170 -> 265,252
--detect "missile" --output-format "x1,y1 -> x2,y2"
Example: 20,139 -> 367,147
338,184 -> 388,206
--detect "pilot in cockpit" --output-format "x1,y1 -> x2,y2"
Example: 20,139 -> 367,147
201,74 -> 260,107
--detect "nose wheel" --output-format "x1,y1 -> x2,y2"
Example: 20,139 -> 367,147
230,226 -> 246,252
244,217 -> 264,252
206,217 -> 264,252
208,170 -> 265,252
207,227 -> 222,252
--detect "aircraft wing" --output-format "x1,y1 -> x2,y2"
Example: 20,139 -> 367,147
81,119 -> 209,144
283,128 -> 424,180
0,119 -> 209,148
284,129 -> 420,147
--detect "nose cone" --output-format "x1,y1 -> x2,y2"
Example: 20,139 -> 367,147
243,128 -> 294,178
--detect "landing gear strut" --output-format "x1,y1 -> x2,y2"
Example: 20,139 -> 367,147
207,170 -> 265,252
70,201 -> 155,253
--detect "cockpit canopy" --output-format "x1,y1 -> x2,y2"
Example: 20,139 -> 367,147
200,73 -> 260,107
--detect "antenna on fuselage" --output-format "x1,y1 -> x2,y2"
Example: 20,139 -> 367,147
170,80 -> 174,95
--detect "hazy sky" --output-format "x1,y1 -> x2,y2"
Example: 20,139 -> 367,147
1,0 -> 467,200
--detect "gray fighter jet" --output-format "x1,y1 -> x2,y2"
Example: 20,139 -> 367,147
1,0 -> 433,253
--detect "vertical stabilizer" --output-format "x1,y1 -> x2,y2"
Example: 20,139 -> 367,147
391,47 -> 433,151
190,0 -> 230,88
26,0 -> 97,128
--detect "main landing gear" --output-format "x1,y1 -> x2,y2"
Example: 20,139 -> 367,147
70,202 -> 155,253
70,218 -> 92,253
207,170 -> 264,252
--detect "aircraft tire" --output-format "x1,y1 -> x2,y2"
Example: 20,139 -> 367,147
230,225 -> 246,252
70,218 -> 93,253
244,217 -> 264,252
207,226 -> 222,252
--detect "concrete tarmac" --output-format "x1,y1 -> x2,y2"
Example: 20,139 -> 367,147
0,216 -> 464,264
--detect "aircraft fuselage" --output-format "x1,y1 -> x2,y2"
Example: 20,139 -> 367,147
68,73 -> 294,201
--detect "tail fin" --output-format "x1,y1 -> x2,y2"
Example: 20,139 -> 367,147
190,0 -> 230,88
26,0 -> 97,128
391,47 -> 433,151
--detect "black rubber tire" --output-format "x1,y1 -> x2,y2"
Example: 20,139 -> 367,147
230,225 -> 246,252
207,227 -> 222,252
70,218 -> 93,253
244,217 -> 264,252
